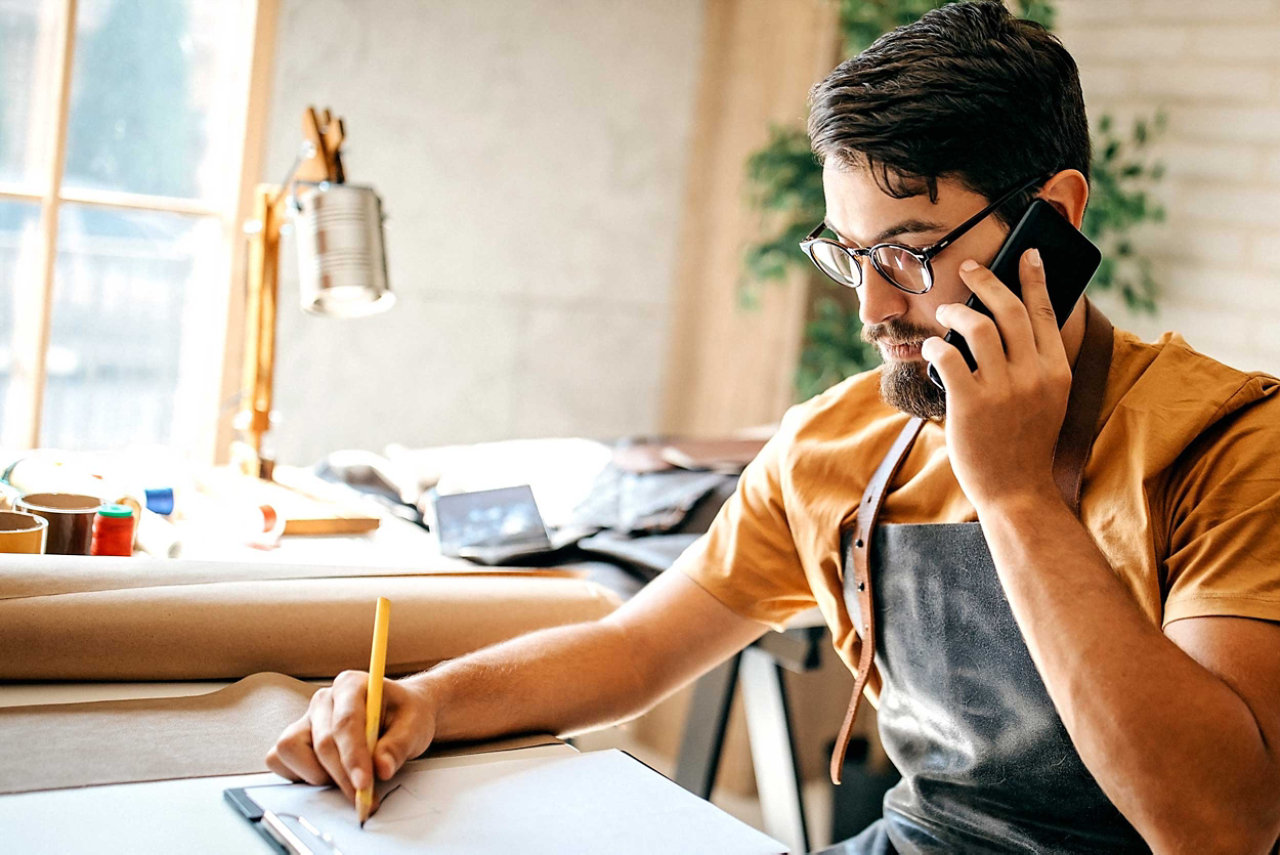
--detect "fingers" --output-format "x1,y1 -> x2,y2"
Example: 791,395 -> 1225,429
329,671 -> 376,794
955,257 -> 1037,365
934,300 -> 1007,382
373,682 -> 437,780
1016,248 -> 1065,358
268,698 -> 332,786
266,672 -> 437,804
921,334 -> 974,393
267,714 -> 330,785
309,686 -> 358,802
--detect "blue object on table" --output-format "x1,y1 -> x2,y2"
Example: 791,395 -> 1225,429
144,487 -> 175,516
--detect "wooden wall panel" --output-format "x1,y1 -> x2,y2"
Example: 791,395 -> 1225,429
661,0 -> 841,436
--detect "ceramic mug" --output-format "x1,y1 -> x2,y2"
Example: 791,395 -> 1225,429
0,510 -> 48,554
15,493 -> 102,556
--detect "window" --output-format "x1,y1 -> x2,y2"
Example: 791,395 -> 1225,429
0,0 -> 265,457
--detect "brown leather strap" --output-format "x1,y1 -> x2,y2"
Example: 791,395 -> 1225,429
829,414 -> 925,784
828,300 -> 1115,785
1052,300 -> 1113,516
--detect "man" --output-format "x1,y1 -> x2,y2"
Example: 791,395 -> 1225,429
268,3 -> 1280,851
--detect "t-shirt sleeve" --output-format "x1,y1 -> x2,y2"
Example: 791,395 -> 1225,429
1162,379 -> 1280,626
674,419 -> 818,632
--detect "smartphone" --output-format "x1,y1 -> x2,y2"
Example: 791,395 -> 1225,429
431,485 -> 551,558
928,199 -> 1101,389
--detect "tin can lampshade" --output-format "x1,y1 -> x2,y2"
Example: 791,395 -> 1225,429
294,183 -> 394,318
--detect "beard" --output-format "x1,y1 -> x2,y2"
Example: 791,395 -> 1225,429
861,320 -> 947,420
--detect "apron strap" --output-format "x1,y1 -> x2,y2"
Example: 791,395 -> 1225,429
829,414 -> 926,784
1052,300 -> 1114,516
828,299 -> 1114,785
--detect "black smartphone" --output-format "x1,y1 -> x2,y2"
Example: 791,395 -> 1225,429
928,199 -> 1101,389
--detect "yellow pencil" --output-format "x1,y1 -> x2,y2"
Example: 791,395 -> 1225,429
357,596 -> 391,827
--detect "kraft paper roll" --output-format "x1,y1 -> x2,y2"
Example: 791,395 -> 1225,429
0,554 -> 582,601
0,511 -> 47,554
0,672 -> 564,794
0,672 -> 315,794
0,573 -> 621,680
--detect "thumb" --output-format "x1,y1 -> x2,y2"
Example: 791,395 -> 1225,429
373,703 -> 434,780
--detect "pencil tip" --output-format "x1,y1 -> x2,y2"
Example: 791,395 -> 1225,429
360,820 -> 366,829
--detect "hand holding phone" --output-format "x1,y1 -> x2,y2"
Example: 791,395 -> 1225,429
928,200 -> 1101,389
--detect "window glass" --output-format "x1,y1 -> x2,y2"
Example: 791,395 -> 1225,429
0,201 -> 43,440
0,0 -> 60,186
42,204 -> 223,451
61,0 -> 249,201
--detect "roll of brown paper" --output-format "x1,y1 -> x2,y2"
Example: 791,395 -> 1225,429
0,572 -> 621,680
0,511 -> 47,554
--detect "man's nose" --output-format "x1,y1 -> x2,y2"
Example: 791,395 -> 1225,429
857,263 -> 910,327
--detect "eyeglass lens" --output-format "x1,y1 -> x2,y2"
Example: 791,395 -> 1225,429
808,241 -> 930,294
809,241 -> 858,285
873,246 -> 930,294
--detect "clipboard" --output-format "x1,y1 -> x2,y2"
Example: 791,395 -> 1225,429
225,785 -> 343,855
220,748 -> 789,854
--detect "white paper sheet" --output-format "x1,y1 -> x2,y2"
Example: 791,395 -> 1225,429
246,748 -> 789,854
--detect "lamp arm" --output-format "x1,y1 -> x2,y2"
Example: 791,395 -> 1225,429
232,184 -> 284,479
229,106 -> 350,478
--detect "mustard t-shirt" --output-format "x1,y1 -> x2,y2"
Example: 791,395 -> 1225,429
676,326 -> 1280,684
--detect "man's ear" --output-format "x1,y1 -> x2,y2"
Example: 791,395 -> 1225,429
1038,169 -> 1090,230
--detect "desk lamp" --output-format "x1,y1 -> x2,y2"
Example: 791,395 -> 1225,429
232,107 -> 394,479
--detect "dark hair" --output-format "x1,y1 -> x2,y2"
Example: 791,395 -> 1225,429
807,1 -> 1090,227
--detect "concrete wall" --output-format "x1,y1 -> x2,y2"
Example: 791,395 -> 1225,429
261,0 -> 704,464
1056,0 -> 1280,374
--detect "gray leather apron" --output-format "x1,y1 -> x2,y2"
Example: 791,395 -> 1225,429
824,302 -> 1150,854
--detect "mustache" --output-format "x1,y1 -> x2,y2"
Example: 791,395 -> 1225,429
861,320 -> 936,347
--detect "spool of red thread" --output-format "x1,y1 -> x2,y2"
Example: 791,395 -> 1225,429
91,504 -> 136,556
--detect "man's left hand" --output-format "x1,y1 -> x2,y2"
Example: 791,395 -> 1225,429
920,249 -> 1073,511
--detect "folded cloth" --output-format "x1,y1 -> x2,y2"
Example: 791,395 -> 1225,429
575,532 -> 702,581
571,467 -> 733,535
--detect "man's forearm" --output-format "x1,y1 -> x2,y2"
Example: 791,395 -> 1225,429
409,618 -> 651,744
980,492 -> 1278,853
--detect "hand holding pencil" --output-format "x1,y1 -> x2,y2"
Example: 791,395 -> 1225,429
266,597 -> 442,819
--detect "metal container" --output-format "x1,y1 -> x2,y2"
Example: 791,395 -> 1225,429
293,183 -> 394,318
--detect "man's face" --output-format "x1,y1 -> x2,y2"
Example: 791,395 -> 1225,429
822,166 -> 1014,419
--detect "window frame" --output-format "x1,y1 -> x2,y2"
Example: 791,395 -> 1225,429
0,0 -> 277,462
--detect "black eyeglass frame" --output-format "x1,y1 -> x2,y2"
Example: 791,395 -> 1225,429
799,171 -> 1053,294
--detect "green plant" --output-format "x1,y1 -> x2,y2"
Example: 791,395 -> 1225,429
1082,112 -> 1167,313
742,125 -> 825,309
745,0 -> 1166,400
839,0 -> 1054,54
796,295 -> 880,401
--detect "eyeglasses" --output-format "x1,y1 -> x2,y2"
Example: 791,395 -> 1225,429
799,172 -> 1051,294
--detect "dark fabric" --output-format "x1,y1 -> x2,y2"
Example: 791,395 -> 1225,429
834,523 -> 1149,854
574,531 -> 702,581
813,811 -> 965,855
411,466 -> 737,571
571,466 -> 733,535
812,817 -> 897,855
